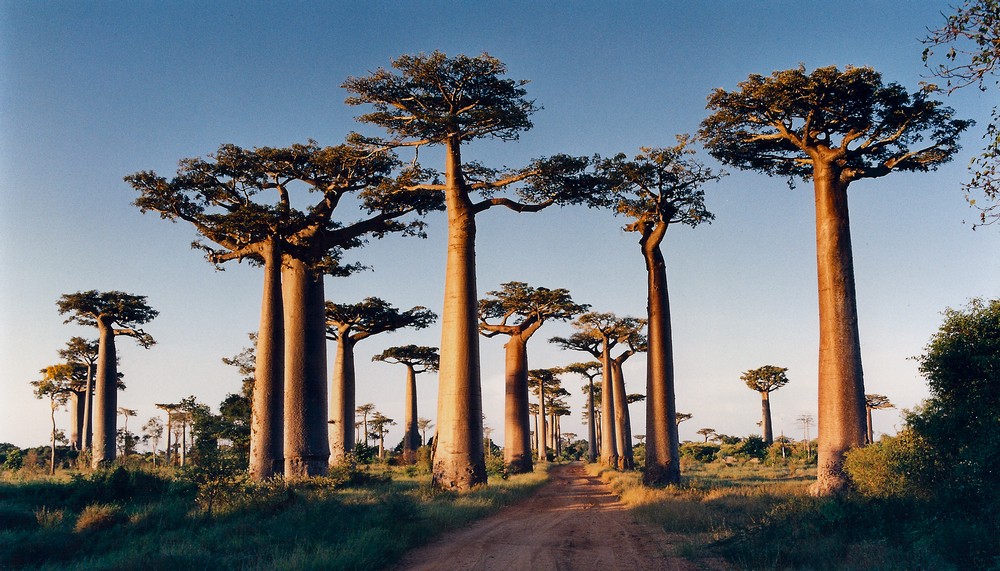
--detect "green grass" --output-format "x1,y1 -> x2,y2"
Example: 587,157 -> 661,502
0,465 -> 548,570
590,460 -> 997,570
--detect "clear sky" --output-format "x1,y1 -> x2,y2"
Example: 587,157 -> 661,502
1,1 -> 997,451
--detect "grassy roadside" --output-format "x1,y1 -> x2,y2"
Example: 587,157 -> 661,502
0,465 -> 549,570
588,461 -> 967,571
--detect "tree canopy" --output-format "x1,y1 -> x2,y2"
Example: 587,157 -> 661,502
372,345 -> 441,372
57,291 -> 157,346
741,365 -> 790,394
699,65 -> 972,182
479,282 -> 589,337
325,298 -> 437,342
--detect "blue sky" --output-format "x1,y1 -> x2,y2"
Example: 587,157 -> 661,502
2,1 -> 997,449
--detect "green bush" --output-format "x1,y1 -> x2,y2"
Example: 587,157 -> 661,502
844,430 -> 932,499
680,442 -> 719,463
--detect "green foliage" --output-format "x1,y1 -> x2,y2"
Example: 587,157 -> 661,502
2,448 -> 23,472
56,290 -> 158,346
740,364 -> 789,393
844,430 -> 933,499
719,435 -> 769,461
699,65 -> 972,182
680,442 -> 720,463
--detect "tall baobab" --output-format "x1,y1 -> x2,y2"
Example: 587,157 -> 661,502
372,345 -> 440,464
864,393 -> 894,443
117,407 -> 138,456
741,365 -> 790,445
479,282 -> 587,473
551,312 -> 644,469
57,291 -> 156,468
344,51 -> 603,490
355,403 -> 376,449
369,411 -> 396,460
58,337 -> 99,451
142,417 -> 164,466
700,66 -> 970,495
697,428 -> 716,443
528,368 -> 562,461
129,140 -> 440,479
564,361 -> 601,461
326,299 -> 436,465
598,139 -> 720,484
609,329 -> 647,470
31,364 -> 74,475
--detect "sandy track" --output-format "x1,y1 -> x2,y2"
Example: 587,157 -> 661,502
391,462 -> 715,571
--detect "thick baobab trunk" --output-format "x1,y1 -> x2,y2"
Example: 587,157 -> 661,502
282,257 -> 330,477
92,318 -> 117,468
761,392 -> 774,445
586,378 -> 597,462
599,341 -> 618,468
432,140 -> 487,490
250,242 -> 284,480
503,336 -> 533,474
70,392 -> 84,451
403,364 -> 421,464
813,165 -> 866,496
82,363 -> 93,452
612,359 -> 634,470
642,223 -> 681,485
537,377 -> 548,462
329,336 -> 357,465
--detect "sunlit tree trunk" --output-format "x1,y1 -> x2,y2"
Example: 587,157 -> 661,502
586,378 -> 597,462
761,392 -> 774,445
329,335 -> 357,465
403,364 -> 421,464
865,406 -> 874,444
611,359 -> 634,470
283,257 -> 330,477
164,415 -> 172,467
813,162 -> 866,496
69,392 -> 84,451
92,317 -> 117,468
642,222 -> 681,485
599,340 -> 618,468
537,376 -> 548,463
432,138 -> 487,490
250,241 -> 284,479
503,335 -> 533,473
82,363 -> 93,452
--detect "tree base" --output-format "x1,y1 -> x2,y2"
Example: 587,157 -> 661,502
285,455 -> 328,479
432,460 -> 488,491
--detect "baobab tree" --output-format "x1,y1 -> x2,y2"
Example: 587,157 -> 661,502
58,337 -> 98,451
326,299 -> 436,465
700,65 -> 971,495
528,368 -> 563,461
57,291 -> 156,468
675,412 -> 693,426
479,282 -> 588,473
417,417 -> 434,446
564,361 -> 601,461
924,0 -> 1000,226
356,403 -> 376,449
864,393 -> 894,443
31,364 -> 74,475
117,407 -> 137,456
369,411 -> 396,460
551,312 -> 644,469
142,417 -> 164,466
372,345 -> 440,464
598,139 -> 721,483
697,428 -> 716,443
609,330 -> 647,471
344,51 -> 603,490
129,140 -> 440,479
741,365 -> 790,445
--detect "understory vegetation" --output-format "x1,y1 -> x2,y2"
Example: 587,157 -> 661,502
0,462 -> 548,570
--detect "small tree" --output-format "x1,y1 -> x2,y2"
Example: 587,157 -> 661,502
142,417 -> 164,466
326,299 -> 436,465
696,428 -> 716,443
741,365 -> 790,445
675,412 -> 693,426
700,65 -> 970,495
864,393 -> 894,443
479,282 -> 587,473
372,345 -> 440,464
355,403 -> 376,448
417,417 -> 434,446
57,291 -> 157,468
117,407 -> 138,456
563,361 -> 601,461
31,365 -> 75,475
369,411 -> 396,460
58,337 -> 99,451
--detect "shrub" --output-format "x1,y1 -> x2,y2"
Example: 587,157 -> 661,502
74,503 -> 126,532
34,506 -> 65,529
680,442 -> 719,463
844,430 -> 932,499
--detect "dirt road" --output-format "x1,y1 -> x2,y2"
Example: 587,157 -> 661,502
392,462 -> 722,571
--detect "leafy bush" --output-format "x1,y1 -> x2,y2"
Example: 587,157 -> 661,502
680,442 -> 719,463
844,430 -> 932,499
